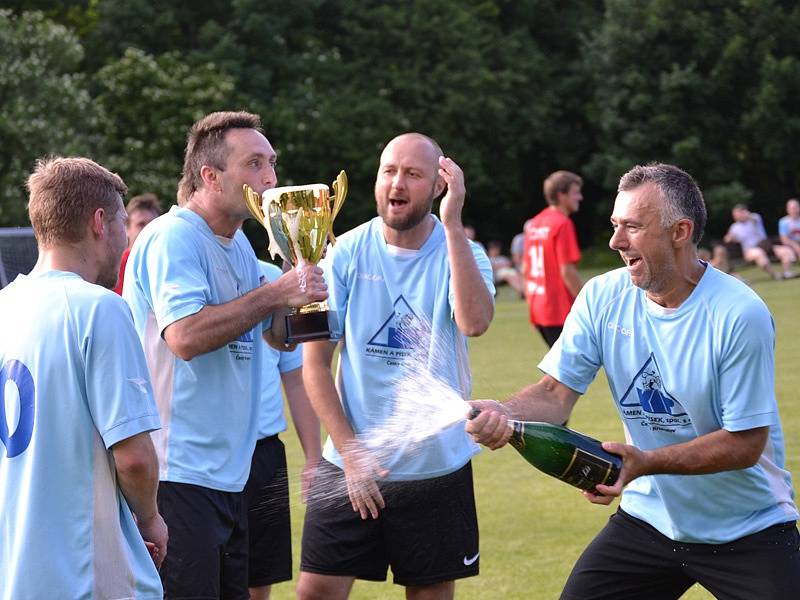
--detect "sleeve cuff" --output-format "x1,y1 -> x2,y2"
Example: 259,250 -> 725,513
102,413 -> 161,449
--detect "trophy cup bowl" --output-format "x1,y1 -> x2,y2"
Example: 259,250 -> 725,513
243,171 -> 347,344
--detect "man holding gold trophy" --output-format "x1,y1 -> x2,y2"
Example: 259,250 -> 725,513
295,133 -> 496,600
122,111 -> 327,598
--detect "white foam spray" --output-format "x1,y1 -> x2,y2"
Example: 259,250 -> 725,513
301,318 -> 474,511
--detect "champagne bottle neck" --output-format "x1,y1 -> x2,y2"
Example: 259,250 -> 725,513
508,420 -> 525,449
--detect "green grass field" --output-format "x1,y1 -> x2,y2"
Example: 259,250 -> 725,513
273,265 -> 800,599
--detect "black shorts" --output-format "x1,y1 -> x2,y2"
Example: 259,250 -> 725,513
243,435 -> 292,587
300,459 -> 479,587
157,481 -> 249,600
561,509 -> 800,600
535,324 -> 563,347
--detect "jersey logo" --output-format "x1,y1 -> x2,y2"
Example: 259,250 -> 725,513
525,225 -> 550,240
127,377 -> 150,394
1,359 -> 36,458
364,296 -> 426,364
229,328 -> 254,361
368,295 -> 420,349
619,353 -> 691,432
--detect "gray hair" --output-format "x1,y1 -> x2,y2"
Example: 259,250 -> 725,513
618,163 -> 707,244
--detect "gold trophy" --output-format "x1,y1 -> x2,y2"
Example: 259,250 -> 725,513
243,171 -> 347,343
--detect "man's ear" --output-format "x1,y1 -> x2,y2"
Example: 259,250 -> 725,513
673,218 -> 694,247
434,176 -> 447,199
199,165 -> 222,192
90,208 -> 106,239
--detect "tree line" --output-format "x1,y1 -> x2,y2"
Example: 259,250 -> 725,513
2,0 -> 799,252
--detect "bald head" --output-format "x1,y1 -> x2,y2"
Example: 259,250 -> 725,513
381,133 -> 443,175
374,132 -> 447,234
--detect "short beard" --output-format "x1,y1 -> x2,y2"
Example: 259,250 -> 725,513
381,204 -> 431,231
98,274 -> 118,289
378,185 -> 436,232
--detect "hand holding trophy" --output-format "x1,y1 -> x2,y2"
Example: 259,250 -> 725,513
243,171 -> 347,343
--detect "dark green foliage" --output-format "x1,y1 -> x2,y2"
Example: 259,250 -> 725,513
585,0 -> 800,240
1,1 -> 798,248
0,9 -> 100,225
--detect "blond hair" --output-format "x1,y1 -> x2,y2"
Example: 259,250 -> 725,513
27,157 -> 127,247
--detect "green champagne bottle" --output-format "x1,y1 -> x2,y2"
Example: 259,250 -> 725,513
469,408 -> 621,491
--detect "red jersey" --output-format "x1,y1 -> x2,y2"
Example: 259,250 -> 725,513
522,207 -> 581,326
113,246 -> 131,295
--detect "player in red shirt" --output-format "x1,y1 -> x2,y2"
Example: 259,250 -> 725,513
113,193 -> 161,295
522,170 -> 584,347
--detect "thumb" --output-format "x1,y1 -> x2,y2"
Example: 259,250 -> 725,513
601,441 -> 624,456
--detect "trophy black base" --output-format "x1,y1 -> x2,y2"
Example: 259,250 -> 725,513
286,310 -> 334,344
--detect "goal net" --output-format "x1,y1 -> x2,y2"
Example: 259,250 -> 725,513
0,228 -> 38,288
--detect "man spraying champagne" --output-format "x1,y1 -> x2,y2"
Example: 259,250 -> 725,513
468,163 -> 800,600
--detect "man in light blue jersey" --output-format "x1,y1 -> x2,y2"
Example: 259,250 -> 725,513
468,163 -> 800,599
778,198 -> 800,261
0,157 -> 166,599
297,133 -> 496,600
123,111 -> 328,598
245,260 -> 321,600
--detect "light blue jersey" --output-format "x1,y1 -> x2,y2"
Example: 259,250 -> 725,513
540,264 -> 798,543
257,261 -> 303,438
321,216 -> 495,480
778,215 -> 800,243
123,206 -> 262,492
0,271 -> 162,599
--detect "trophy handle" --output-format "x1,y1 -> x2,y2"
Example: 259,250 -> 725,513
242,184 -> 266,226
328,170 -> 348,245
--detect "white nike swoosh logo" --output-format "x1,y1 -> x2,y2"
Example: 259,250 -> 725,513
463,552 -> 480,566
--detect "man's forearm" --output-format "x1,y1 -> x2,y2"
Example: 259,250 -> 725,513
560,263 -> 583,298
640,427 -> 767,477
504,375 -> 579,424
165,281 -> 289,360
283,368 -> 321,460
303,342 -> 356,451
264,305 -> 293,351
113,433 -> 160,521
445,226 -> 494,336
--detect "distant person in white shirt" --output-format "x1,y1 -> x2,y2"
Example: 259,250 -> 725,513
487,239 -> 524,295
723,204 -> 795,279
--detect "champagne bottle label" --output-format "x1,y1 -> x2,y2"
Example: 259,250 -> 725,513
509,423 -> 618,490
509,425 -> 526,452
559,448 -> 616,490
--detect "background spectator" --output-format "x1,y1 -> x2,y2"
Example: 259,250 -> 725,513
113,192 -> 162,295
778,198 -> 800,262
487,239 -> 524,296
724,204 -> 795,280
